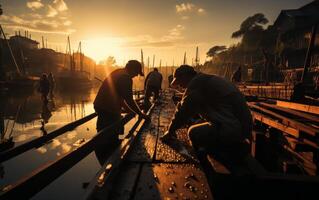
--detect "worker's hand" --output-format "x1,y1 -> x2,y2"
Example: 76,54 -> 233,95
160,130 -> 177,143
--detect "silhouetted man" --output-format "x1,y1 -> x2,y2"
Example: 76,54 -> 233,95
94,60 -> 148,134
144,68 -> 162,109
161,65 -> 252,160
231,66 -> 242,83
48,72 -> 55,98
38,73 -> 50,104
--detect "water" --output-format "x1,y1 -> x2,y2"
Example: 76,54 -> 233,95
0,88 -> 138,199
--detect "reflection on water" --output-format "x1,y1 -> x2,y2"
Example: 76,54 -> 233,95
0,88 -> 96,147
0,87 -> 139,199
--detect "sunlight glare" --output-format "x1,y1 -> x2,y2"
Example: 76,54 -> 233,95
82,37 -> 124,63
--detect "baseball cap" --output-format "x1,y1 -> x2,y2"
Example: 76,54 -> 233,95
126,60 -> 144,76
171,65 -> 195,86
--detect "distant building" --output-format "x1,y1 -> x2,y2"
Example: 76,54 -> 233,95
273,0 -> 319,68
9,35 -> 39,50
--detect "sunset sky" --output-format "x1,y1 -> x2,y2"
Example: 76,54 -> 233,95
0,0 -> 313,65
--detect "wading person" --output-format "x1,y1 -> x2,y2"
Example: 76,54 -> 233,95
144,68 -> 163,109
38,73 -> 50,104
48,72 -> 56,98
161,65 -> 252,163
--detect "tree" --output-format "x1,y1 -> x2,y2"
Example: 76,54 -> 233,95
206,45 -> 227,59
99,56 -> 116,67
231,13 -> 269,53
231,13 -> 269,39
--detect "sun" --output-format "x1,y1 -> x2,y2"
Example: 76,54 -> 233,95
82,37 -> 123,63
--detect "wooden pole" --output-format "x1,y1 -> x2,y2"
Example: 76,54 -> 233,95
301,24 -> 318,84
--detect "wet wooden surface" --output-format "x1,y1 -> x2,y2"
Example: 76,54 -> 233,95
106,91 -> 214,200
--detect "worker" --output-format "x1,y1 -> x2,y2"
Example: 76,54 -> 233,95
94,60 -> 148,135
231,66 -> 242,83
38,73 -> 50,104
144,68 -> 163,109
48,72 -> 56,98
161,65 -> 252,161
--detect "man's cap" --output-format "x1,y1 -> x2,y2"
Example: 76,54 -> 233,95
125,60 -> 144,76
171,65 -> 195,86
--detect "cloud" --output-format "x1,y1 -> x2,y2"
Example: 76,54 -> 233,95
47,5 -> 58,17
4,0 -> 73,34
46,0 -> 68,17
162,24 -> 185,41
176,3 -> 195,13
175,3 -> 206,16
1,14 -> 76,34
124,25 -> 186,48
53,0 -> 68,12
27,0 -> 44,10
63,20 -> 72,26
181,16 -> 190,20
198,8 -> 206,14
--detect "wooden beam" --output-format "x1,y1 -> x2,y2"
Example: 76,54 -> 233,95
252,111 -> 299,138
83,104 -> 155,200
249,103 -> 318,136
0,113 -> 97,163
276,100 -> 319,115
259,102 -> 319,124
0,113 -> 135,200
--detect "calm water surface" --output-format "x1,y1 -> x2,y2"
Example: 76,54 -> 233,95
0,88 -> 138,200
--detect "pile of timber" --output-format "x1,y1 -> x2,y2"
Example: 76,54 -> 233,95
248,100 -> 319,175
238,83 -> 294,100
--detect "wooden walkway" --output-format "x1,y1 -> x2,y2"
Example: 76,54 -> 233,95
84,91 -> 214,200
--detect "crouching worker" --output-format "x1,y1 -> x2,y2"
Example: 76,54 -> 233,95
161,65 -> 253,164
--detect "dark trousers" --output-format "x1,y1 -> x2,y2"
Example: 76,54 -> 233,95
95,111 -> 123,165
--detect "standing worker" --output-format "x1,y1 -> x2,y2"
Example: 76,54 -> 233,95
161,65 -> 252,163
94,60 -> 148,134
48,72 -> 55,98
38,73 -> 50,104
144,68 -> 163,109
231,66 -> 242,83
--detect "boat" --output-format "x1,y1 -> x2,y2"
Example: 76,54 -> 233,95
56,37 -> 92,91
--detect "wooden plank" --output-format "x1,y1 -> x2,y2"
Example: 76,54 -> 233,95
252,112 -> 299,138
0,113 -> 135,200
107,163 -> 142,200
133,163 -> 214,200
276,100 -> 319,115
83,104 -> 155,200
0,112 -> 97,163
259,102 -> 319,124
249,103 -> 318,136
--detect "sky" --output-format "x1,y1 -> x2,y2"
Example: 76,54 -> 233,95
0,0 -> 314,65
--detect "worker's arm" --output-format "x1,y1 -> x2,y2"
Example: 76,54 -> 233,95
161,89 -> 201,141
169,90 -> 201,132
124,96 -> 147,118
118,76 -> 149,119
